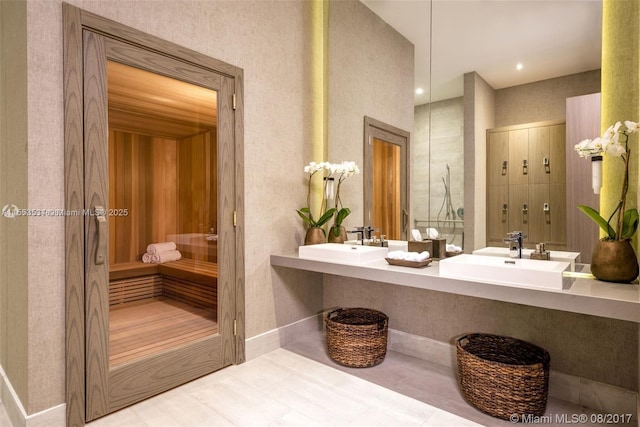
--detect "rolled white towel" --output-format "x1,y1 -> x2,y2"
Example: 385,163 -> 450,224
387,250 -> 430,262
386,250 -> 404,260
153,250 -> 182,264
146,241 -> 176,255
142,252 -> 160,264
446,244 -> 462,252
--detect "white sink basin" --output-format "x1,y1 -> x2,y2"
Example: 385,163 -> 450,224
439,254 -> 572,290
298,243 -> 388,264
345,240 -> 408,252
472,247 -> 580,270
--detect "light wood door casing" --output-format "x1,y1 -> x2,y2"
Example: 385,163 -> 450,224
84,34 -> 235,421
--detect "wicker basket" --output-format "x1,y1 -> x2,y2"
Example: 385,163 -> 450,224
325,308 -> 388,368
456,333 -> 550,421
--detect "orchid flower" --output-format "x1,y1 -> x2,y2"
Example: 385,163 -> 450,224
576,120 -> 638,241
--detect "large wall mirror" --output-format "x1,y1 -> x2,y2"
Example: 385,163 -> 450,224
361,0 -> 602,257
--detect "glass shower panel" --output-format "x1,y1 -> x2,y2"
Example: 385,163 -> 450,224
106,60 -> 219,367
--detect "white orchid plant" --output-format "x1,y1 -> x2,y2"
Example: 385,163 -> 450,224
297,162 -> 336,231
329,161 -> 360,237
297,161 -> 360,235
575,120 -> 639,241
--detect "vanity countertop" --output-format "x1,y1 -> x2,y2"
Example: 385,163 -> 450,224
270,251 -> 640,323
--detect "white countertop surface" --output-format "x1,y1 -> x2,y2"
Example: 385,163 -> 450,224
270,251 -> 640,323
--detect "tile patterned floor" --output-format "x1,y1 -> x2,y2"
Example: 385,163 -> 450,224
0,334 -> 634,426
284,331 -> 635,427
84,348 -> 480,427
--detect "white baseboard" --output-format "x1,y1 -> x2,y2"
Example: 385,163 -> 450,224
0,364 -> 65,427
248,320 -> 638,420
245,313 -> 323,360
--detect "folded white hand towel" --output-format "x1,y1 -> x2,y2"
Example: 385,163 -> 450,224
154,250 -> 182,264
142,252 -> 159,264
387,250 -> 430,261
146,242 -> 176,255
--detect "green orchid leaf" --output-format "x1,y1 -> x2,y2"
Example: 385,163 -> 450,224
334,207 -> 351,226
621,208 -> 639,240
296,207 -> 314,225
316,208 -> 336,227
577,204 -> 616,238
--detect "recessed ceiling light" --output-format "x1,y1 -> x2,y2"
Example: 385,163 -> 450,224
516,63 -> 524,71
415,88 -> 424,95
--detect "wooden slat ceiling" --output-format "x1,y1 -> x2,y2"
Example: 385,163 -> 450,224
107,61 -> 217,139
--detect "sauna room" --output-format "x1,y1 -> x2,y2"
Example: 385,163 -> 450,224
106,60 -> 219,367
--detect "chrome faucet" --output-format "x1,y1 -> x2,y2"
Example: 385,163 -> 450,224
503,231 -> 526,258
348,226 -> 378,245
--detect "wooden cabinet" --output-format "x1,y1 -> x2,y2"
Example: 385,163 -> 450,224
486,121 -> 566,250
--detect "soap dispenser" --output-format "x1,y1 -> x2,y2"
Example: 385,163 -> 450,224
530,243 -> 551,260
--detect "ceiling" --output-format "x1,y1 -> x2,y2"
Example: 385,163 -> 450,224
108,61 -> 217,139
361,0 -> 602,105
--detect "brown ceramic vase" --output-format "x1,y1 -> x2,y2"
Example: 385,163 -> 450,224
327,225 -> 347,244
304,227 -> 326,245
590,239 -> 639,283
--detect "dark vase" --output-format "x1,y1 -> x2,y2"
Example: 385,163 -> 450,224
304,227 -> 326,245
590,239 -> 639,283
327,225 -> 347,243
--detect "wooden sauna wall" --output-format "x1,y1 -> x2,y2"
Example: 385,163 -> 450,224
109,130 -> 217,264
177,132 -> 217,238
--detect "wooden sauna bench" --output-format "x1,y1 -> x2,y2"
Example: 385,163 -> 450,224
108,259 -> 218,366
109,259 -> 218,284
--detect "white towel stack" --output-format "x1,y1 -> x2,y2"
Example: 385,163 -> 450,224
387,250 -> 430,262
142,242 -> 181,264
446,244 -> 462,253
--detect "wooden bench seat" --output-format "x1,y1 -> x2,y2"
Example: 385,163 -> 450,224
110,259 -> 217,285
109,262 -> 159,281
158,259 -> 217,286
109,259 -> 218,308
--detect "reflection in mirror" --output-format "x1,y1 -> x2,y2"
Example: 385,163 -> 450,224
373,138 -> 401,239
364,116 -> 410,241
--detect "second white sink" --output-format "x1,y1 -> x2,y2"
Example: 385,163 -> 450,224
472,246 -> 580,270
298,243 -> 388,264
439,254 -> 572,290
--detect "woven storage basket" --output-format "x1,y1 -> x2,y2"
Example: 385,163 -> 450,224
325,308 -> 388,368
456,333 -> 550,421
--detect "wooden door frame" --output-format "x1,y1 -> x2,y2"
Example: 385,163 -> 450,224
63,4 -> 245,426
363,116 -> 410,240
